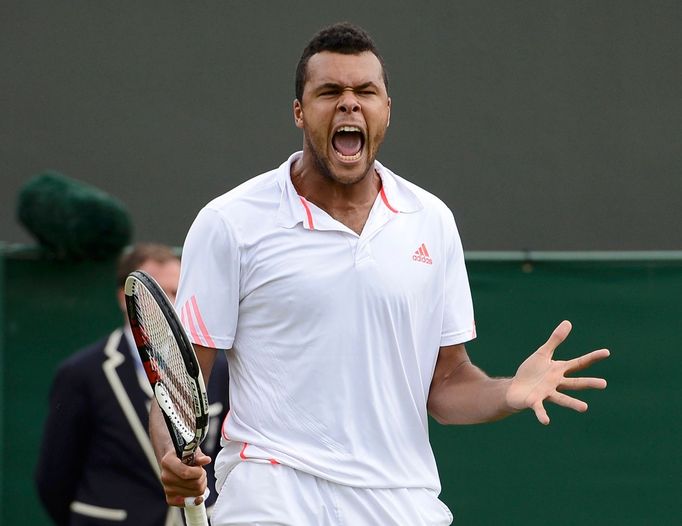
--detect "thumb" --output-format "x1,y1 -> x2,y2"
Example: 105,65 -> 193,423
538,320 -> 572,358
192,448 -> 212,467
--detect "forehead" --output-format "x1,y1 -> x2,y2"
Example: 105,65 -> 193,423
139,259 -> 180,284
305,51 -> 385,89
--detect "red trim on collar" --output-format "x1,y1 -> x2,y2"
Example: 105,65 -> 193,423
299,196 -> 315,229
380,186 -> 399,214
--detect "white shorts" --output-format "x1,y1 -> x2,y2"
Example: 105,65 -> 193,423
211,455 -> 453,526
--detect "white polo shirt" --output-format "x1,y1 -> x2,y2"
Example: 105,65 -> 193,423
176,151 -> 475,492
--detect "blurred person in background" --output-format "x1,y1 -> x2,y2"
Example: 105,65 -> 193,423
35,243 -> 229,525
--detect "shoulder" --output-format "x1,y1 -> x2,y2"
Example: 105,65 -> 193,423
187,167 -> 283,240
49,334 -> 115,393
185,156 -> 298,247
58,336 -> 108,368
55,331 -> 123,378
404,177 -> 453,215
378,162 -> 457,225
203,166 -> 283,220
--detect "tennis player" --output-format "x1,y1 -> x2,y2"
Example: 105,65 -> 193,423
149,23 -> 609,525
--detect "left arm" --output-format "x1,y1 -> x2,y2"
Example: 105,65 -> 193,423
427,343 -> 515,425
427,320 -> 610,426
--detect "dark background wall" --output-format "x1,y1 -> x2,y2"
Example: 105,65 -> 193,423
2,1 -> 681,251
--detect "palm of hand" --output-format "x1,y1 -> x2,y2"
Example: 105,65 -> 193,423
506,320 -> 609,425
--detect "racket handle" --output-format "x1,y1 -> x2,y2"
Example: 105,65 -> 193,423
183,500 -> 208,526
181,460 -> 209,524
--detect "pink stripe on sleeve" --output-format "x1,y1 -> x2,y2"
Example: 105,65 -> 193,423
190,296 -> 216,348
183,301 -> 204,346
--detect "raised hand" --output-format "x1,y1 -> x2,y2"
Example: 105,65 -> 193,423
506,320 -> 610,425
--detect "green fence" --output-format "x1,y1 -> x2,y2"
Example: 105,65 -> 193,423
1,247 -> 680,525
1,246 -> 121,526
430,253 -> 681,525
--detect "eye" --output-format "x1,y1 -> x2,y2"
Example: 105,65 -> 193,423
318,88 -> 341,97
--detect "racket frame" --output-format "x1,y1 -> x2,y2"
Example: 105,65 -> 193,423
124,270 -> 210,462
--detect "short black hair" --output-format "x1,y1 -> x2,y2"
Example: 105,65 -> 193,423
295,22 -> 388,102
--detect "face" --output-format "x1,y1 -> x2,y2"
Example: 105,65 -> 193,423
293,51 -> 391,185
117,258 -> 181,314
140,259 -> 181,303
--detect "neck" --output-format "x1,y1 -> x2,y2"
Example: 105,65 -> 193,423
290,153 -> 381,235
290,154 -> 381,213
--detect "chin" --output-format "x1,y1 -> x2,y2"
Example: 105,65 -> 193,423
331,147 -> 379,182
307,136 -> 376,185
329,160 -> 374,185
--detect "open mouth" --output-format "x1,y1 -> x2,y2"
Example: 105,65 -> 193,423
332,126 -> 365,161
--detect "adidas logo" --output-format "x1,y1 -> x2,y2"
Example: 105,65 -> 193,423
412,243 -> 433,265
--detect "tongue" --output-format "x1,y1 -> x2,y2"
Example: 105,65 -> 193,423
333,132 -> 362,157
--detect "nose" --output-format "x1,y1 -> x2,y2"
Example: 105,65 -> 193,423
337,89 -> 360,113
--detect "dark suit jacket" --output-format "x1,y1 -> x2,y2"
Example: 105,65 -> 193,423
35,328 -> 229,526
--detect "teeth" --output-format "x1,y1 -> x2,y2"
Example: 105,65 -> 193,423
333,126 -> 364,161
336,151 -> 362,161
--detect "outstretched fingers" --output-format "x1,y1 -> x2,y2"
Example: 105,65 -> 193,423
514,321 -> 610,426
548,391 -> 588,413
565,348 -> 610,374
559,376 -> 607,391
537,320 -> 573,358
531,390 -> 589,424
532,401 -> 551,426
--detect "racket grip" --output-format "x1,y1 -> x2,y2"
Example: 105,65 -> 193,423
183,501 -> 208,526
184,488 -> 210,526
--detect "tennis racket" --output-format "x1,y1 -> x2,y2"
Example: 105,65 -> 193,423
124,270 -> 210,526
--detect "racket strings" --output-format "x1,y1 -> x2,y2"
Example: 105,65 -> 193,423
134,287 -> 196,434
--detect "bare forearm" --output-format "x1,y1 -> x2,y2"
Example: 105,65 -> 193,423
428,362 -> 517,425
148,345 -> 217,464
428,322 -> 610,426
149,403 -> 174,465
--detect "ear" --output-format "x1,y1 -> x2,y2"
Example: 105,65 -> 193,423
293,99 -> 304,129
386,97 -> 391,128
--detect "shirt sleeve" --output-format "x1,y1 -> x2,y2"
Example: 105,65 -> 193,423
175,207 -> 240,350
440,210 -> 476,346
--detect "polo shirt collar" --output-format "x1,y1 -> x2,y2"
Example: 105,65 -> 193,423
374,159 -> 423,214
276,152 -> 423,230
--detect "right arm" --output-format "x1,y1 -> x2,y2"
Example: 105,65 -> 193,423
159,206 -> 239,505
149,345 -> 218,507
